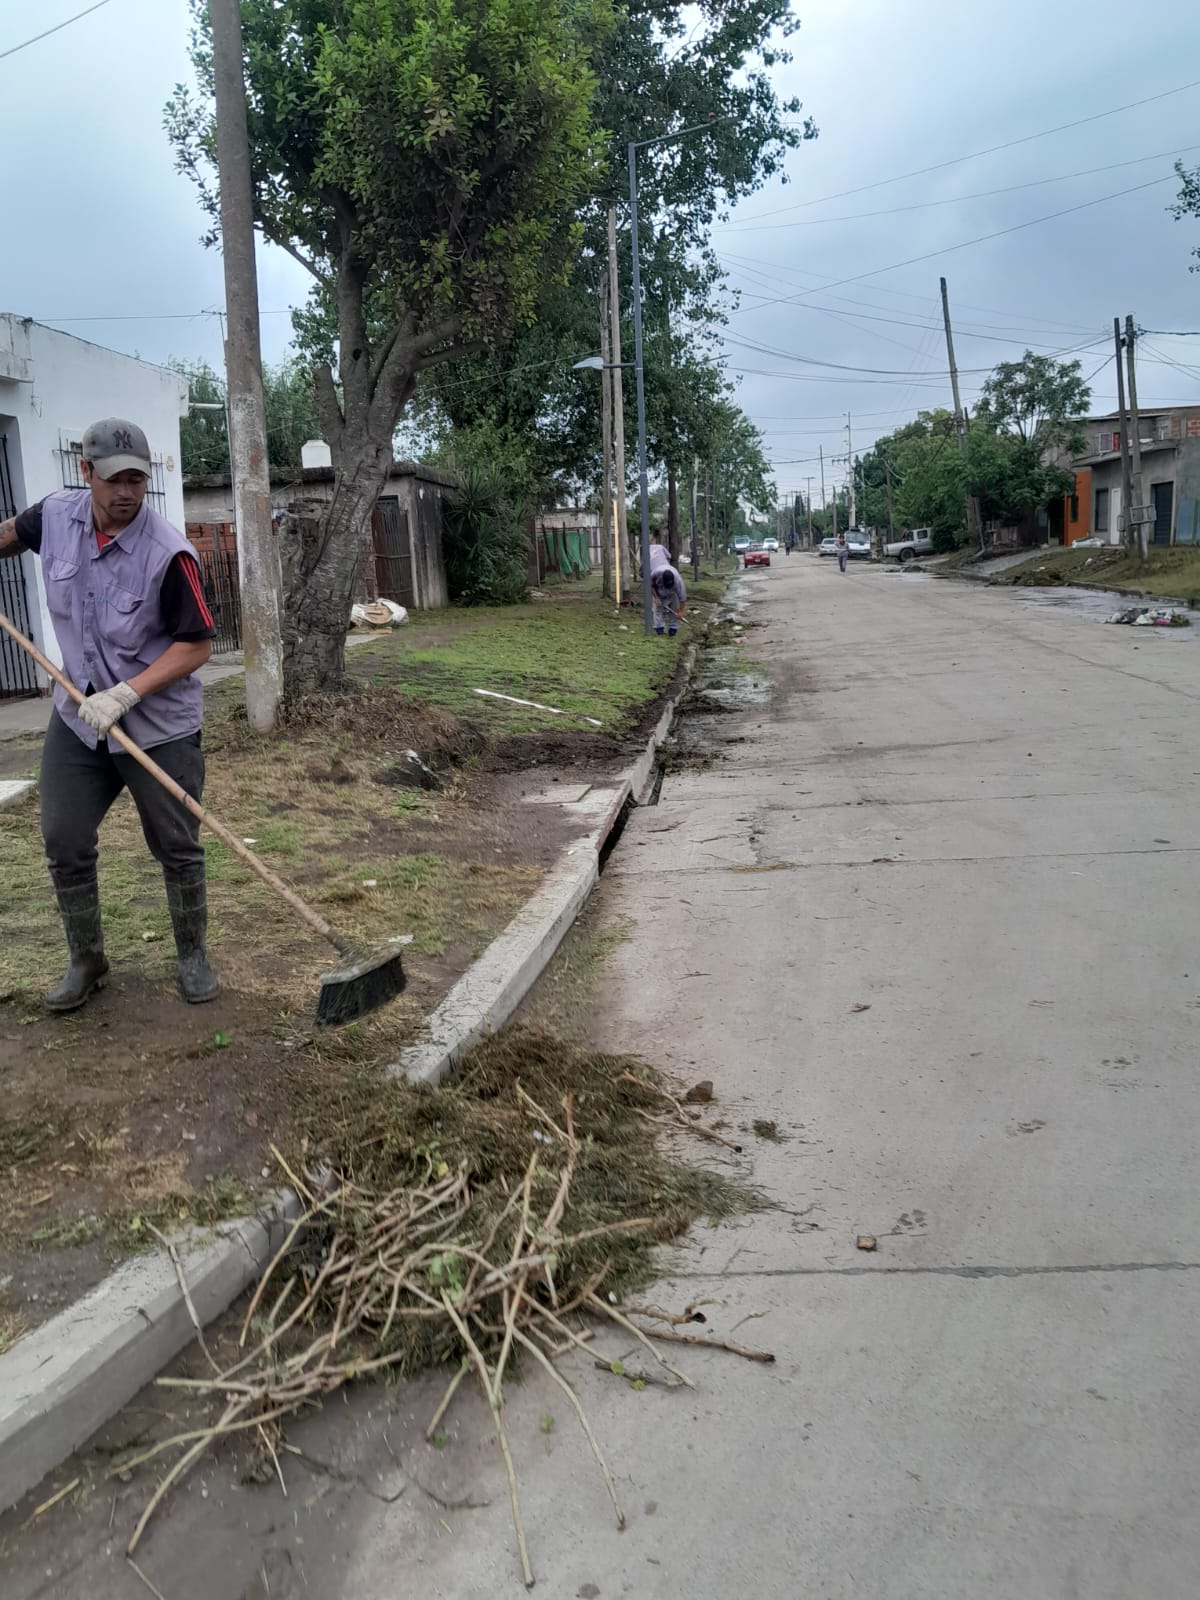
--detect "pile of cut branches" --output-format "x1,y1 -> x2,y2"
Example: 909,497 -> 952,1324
120,1030 -> 771,1586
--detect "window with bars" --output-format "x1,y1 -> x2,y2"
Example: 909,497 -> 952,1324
57,435 -> 169,516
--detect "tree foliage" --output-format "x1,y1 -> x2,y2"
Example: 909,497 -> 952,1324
170,357 -> 322,477
1170,160 -> 1200,271
858,353 -> 1092,542
167,0 -> 602,693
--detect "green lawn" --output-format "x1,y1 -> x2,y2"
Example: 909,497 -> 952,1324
349,592 -> 687,734
992,545 -> 1200,602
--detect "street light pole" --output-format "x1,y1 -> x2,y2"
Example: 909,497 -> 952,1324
628,140 -> 654,635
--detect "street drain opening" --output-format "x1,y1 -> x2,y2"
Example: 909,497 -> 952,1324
598,793 -> 636,871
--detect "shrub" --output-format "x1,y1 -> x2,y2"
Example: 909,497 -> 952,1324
442,465 -> 530,607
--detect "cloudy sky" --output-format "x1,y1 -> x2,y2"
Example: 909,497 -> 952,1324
7,0 -> 1200,508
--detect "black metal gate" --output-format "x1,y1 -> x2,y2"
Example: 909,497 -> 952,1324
0,434 -> 39,700
194,545 -> 243,654
371,497 -> 415,608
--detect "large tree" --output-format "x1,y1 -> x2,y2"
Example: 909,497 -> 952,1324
421,0 -> 813,515
168,0 -> 601,693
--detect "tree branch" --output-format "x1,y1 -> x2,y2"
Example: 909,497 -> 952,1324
417,340 -> 485,372
257,222 -> 333,292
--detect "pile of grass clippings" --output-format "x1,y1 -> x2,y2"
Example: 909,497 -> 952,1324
123,1028 -> 769,1582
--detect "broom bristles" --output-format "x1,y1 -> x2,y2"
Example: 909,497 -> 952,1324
316,946 -> 407,1027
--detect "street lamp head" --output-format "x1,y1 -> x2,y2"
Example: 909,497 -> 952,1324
573,356 -> 605,372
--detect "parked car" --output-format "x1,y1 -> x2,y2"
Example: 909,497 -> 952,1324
818,536 -> 838,556
762,536 -> 780,552
847,533 -> 874,560
744,545 -> 771,568
733,534 -> 752,554
884,527 -> 934,562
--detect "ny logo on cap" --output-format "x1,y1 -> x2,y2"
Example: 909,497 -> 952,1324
113,428 -> 134,450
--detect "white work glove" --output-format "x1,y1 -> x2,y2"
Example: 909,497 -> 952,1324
77,681 -> 141,736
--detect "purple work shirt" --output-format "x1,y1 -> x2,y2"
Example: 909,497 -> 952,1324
37,490 -> 204,752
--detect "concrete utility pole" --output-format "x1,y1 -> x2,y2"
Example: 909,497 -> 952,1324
1125,314 -> 1147,559
690,455 -> 699,582
211,0 -> 282,732
819,444 -> 826,529
597,269 -> 615,600
805,476 -> 814,546
846,414 -> 856,529
606,209 -> 630,597
941,276 -> 982,550
1113,316 -> 1137,556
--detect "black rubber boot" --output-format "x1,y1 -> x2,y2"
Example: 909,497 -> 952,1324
44,877 -> 109,1013
165,872 -> 220,1004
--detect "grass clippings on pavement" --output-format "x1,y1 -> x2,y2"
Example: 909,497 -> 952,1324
120,1025 -> 766,1578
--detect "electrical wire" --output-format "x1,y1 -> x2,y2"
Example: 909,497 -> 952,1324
733,78 -> 1200,222
0,0 -> 113,62
719,145 -> 1200,232
727,174 -> 1180,319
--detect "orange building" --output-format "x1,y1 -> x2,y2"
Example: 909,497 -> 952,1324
1063,469 -> 1092,545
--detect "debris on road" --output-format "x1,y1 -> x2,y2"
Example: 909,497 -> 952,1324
856,1235 -> 877,1252
849,1002 -> 872,1014
1106,606 -> 1191,627
684,1080 -> 714,1104
118,1029 -> 765,1585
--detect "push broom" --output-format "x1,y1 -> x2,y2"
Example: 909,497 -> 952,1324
0,611 -> 406,1027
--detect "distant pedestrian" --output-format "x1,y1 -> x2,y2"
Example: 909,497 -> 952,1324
836,531 -> 848,573
785,532 -> 795,555
648,541 -> 686,636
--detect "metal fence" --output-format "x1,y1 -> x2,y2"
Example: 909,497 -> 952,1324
0,434 -> 39,700
194,545 -> 243,655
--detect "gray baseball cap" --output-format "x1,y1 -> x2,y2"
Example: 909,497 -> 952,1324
82,418 -> 152,479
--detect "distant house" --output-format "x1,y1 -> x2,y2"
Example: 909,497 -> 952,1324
0,316 -> 188,699
1059,405 -> 1200,548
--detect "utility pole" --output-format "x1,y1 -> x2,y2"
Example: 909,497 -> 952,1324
805,476 -> 814,546
606,209 -> 630,598
690,455 -> 699,582
703,464 -> 711,559
846,414 -> 856,529
1113,316 -> 1136,556
1125,314 -> 1147,559
597,268 -> 615,600
818,444 -> 826,531
941,275 -> 982,550
211,0 -> 282,732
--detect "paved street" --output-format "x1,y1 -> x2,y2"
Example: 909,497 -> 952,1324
8,557 -> 1200,1598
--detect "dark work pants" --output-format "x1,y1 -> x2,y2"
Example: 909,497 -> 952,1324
40,711 -> 206,886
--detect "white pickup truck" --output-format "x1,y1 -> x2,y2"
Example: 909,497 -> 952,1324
884,528 -> 934,562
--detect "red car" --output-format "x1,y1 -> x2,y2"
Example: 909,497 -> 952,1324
744,545 -> 770,568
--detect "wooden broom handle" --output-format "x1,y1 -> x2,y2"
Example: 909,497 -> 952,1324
0,609 -> 346,954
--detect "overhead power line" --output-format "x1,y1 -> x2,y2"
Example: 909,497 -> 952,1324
734,78 -> 1200,223
720,145 -> 1200,232
729,174 -> 1179,319
0,0 -> 114,62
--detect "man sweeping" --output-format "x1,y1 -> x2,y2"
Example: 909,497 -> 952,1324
0,418 -> 219,1011
648,539 -> 686,637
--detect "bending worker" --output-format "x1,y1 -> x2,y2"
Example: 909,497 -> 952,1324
0,418 -> 219,1011
648,539 -> 686,636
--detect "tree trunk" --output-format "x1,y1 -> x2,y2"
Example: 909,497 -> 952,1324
279,440 -> 392,697
667,466 -> 680,565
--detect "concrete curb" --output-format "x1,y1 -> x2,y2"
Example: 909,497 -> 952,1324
0,780 -> 35,813
0,643 -> 698,1512
0,1191 -> 300,1512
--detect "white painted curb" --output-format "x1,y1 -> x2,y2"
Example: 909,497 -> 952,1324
0,779 -> 34,813
0,1192 -> 300,1513
0,642 -> 699,1512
